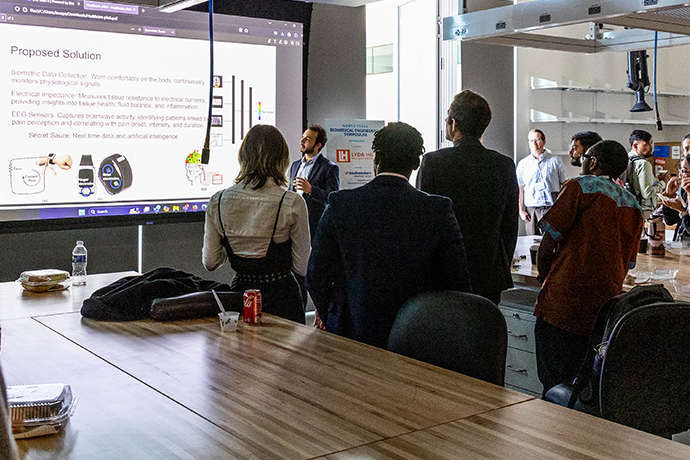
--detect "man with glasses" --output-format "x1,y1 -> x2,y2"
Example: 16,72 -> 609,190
627,129 -> 670,218
660,134 -> 690,241
516,129 -> 568,235
568,131 -> 602,167
534,140 -> 643,396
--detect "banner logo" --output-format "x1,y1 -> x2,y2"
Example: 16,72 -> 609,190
336,149 -> 351,163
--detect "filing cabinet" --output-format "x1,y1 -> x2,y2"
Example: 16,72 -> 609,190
499,288 -> 543,397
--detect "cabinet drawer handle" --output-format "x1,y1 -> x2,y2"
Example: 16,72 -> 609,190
512,313 -> 521,319
507,365 -> 527,374
507,331 -> 527,339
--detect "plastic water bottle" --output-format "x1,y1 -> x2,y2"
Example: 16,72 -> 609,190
71,240 -> 88,285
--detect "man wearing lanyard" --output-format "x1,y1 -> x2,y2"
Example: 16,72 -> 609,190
288,125 -> 339,241
516,129 -> 568,235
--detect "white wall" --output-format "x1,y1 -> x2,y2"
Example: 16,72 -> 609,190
516,42 -> 690,176
307,3 -> 366,131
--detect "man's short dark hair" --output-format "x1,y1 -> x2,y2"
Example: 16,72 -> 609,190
629,129 -> 652,146
448,90 -> 492,139
588,140 -> 629,178
372,122 -> 424,175
683,133 -> 690,142
531,129 -> 546,143
572,131 -> 602,151
308,124 -> 327,149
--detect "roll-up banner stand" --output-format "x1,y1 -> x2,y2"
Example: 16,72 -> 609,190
324,119 -> 384,190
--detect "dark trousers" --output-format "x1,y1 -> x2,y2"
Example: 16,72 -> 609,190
534,318 -> 589,397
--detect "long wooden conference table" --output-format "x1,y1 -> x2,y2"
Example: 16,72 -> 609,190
2,271 -> 690,459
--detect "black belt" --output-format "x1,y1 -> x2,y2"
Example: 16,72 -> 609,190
234,270 -> 292,284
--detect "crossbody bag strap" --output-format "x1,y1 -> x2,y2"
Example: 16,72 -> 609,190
271,191 -> 288,239
217,190 -> 227,237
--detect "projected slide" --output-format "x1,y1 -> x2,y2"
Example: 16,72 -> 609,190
1,24 -> 276,208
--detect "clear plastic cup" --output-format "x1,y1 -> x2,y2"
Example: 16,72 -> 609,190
218,311 -> 239,332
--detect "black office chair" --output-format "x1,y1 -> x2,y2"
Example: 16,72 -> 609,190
546,302 -> 690,438
387,291 -> 507,386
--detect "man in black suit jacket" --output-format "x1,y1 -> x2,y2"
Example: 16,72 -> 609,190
417,90 -> 519,305
306,122 -> 472,349
288,125 -> 340,241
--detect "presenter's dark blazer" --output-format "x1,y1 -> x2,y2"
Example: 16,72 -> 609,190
416,138 -> 519,304
306,174 -> 472,349
288,154 -> 340,240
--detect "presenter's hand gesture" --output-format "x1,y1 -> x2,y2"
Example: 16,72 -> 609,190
520,210 -> 531,222
293,177 -> 312,194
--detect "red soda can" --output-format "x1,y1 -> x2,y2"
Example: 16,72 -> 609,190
243,289 -> 262,324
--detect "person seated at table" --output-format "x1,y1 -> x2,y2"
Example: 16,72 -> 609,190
306,122 -> 472,349
660,138 -> 690,241
534,140 -> 643,396
202,124 -> 310,324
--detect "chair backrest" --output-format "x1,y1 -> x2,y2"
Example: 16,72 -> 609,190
387,291 -> 507,386
600,302 -> 690,438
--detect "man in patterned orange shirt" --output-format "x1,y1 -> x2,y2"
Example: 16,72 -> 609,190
534,140 -> 643,396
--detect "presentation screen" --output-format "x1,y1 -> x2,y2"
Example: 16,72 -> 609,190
0,0 -> 304,232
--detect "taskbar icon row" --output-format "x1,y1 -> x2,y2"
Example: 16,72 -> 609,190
77,202 -> 209,217
39,202 -> 209,220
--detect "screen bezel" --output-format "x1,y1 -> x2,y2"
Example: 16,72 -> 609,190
0,0 -> 310,234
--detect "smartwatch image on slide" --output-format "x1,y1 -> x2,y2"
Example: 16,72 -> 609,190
98,154 -> 133,195
78,154 -> 96,197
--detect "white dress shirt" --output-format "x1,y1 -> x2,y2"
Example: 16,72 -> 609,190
516,150 -> 567,207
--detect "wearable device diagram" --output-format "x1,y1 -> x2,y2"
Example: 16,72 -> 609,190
9,157 -> 47,195
7,150 -> 225,200
99,154 -> 133,195
78,154 -> 96,197
7,153 -> 133,197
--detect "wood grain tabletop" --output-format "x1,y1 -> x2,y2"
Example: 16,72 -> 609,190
32,312 -> 531,459
0,271 -> 138,321
2,317 -> 261,460
315,399 -> 690,459
4,272 -> 688,459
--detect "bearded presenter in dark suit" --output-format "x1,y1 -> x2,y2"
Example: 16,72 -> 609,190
307,122 -> 472,349
288,125 -> 340,241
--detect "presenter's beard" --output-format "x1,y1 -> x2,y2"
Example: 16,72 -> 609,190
301,146 -> 314,156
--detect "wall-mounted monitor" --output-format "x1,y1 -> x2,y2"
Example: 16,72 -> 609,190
0,0 -> 304,232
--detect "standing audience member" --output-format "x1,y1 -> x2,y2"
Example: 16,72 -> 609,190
288,125 -> 340,241
660,135 -> 690,241
534,140 -> 643,396
627,129 -> 669,218
516,129 -> 568,235
0,364 -> 19,460
307,122 -> 472,349
416,90 -> 518,305
568,131 -> 602,167
203,125 -> 310,323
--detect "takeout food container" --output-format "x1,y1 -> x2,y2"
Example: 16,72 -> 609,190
17,269 -> 71,292
8,383 -> 78,438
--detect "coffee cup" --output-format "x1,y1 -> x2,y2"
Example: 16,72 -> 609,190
639,238 -> 648,253
529,244 -> 539,266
